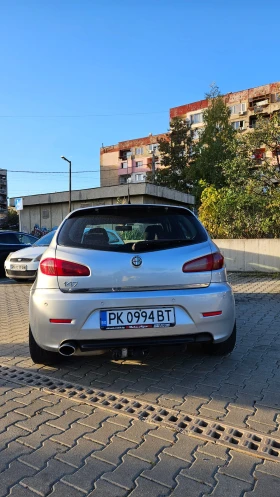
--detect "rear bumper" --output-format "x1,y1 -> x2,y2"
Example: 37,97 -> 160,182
29,283 -> 235,353
67,332 -> 213,352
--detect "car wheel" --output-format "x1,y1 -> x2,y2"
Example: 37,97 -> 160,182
29,326 -> 60,365
206,322 -> 236,356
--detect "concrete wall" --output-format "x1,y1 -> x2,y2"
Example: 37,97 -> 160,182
214,239 -> 280,273
100,150 -> 119,188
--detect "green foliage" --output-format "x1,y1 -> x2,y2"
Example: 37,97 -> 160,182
146,82 -> 280,238
199,185 -> 280,238
198,88 -> 280,238
147,117 -> 194,193
193,84 -> 237,191
122,227 -> 144,241
1,209 -> 19,230
222,113 -> 280,192
116,197 -> 128,204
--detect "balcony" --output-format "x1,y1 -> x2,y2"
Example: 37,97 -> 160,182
118,159 -> 152,176
251,148 -> 266,160
249,96 -> 269,113
119,175 -> 131,185
119,149 -> 132,161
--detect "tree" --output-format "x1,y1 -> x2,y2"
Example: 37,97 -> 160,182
199,184 -> 280,238
1,208 -> 19,230
193,84 -> 237,193
222,113 -> 280,192
148,117 -> 194,193
199,113 -> 280,238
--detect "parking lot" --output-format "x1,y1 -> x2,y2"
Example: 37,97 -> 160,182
0,273 -> 280,496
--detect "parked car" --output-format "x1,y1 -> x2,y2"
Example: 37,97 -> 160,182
29,204 -> 236,364
5,230 -> 56,281
0,231 -> 38,278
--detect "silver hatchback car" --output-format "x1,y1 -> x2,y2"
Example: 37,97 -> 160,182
29,204 -> 236,364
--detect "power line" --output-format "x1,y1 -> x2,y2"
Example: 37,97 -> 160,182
7,166 -> 142,174
7,169 -> 103,174
7,169 -> 100,174
0,110 -> 169,118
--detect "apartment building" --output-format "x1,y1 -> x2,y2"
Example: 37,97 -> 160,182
100,133 -> 168,187
0,168 -> 8,227
100,82 -> 280,187
170,81 -> 280,137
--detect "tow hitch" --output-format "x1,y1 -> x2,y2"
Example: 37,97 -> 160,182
111,347 -> 148,360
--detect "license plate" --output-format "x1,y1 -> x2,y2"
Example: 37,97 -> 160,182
10,264 -> 27,271
100,308 -> 175,330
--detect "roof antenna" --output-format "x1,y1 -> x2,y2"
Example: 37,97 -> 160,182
127,181 -> 131,204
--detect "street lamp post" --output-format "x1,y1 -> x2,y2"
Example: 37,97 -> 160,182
61,156 -> 72,213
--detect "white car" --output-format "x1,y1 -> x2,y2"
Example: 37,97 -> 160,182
5,231 -> 56,281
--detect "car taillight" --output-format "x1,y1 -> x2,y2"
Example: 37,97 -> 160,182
40,258 -> 90,276
182,252 -> 224,273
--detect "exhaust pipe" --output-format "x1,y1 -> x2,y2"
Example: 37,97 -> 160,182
59,342 -> 76,357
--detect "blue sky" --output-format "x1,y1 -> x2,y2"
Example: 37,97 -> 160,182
1,0 -> 279,199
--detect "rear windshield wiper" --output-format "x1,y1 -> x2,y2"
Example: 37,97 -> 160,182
132,239 -> 195,251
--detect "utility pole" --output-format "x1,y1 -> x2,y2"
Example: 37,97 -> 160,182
151,149 -> 156,178
151,149 -> 158,182
61,156 -> 72,213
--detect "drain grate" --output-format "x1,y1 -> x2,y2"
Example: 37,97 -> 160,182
0,364 -> 280,462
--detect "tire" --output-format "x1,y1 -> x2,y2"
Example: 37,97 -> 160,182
206,322 -> 236,356
29,326 -> 60,365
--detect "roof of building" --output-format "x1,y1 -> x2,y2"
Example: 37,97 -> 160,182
10,182 -> 195,206
100,133 -> 169,154
170,81 -> 280,118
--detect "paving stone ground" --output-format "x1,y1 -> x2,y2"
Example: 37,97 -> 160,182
0,273 -> 279,496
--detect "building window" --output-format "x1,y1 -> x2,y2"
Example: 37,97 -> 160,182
121,162 -> 128,169
249,116 -> 257,128
229,103 -> 246,115
135,161 -> 143,167
135,174 -> 145,182
271,93 -> 280,103
232,120 -> 245,130
119,176 -> 129,184
190,113 -> 203,124
148,144 -> 159,152
135,147 -> 143,155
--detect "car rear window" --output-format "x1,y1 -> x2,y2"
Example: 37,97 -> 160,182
57,205 -> 208,253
